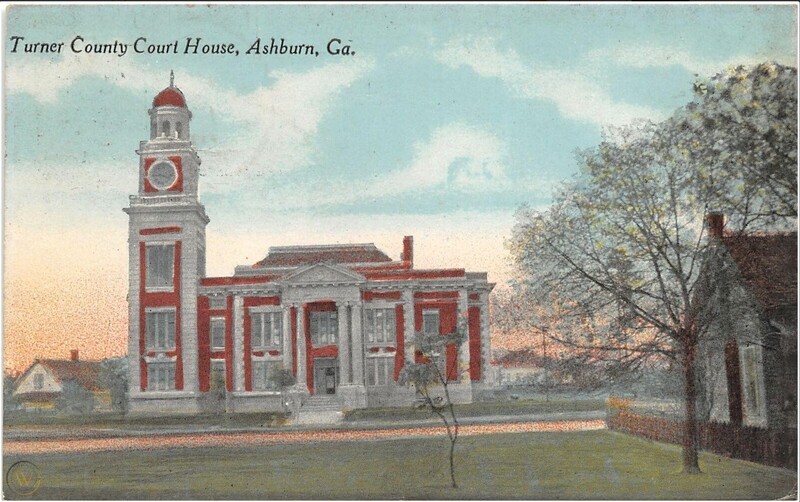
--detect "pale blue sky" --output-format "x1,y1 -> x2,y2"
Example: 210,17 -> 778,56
4,4 -> 797,284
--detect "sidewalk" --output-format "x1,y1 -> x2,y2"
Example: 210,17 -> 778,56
4,415 -> 607,456
4,410 -> 606,441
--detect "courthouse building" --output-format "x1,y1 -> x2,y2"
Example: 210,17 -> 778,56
125,78 -> 495,413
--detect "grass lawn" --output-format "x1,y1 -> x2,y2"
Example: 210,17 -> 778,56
4,430 -> 795,499
343,397 -> 607,421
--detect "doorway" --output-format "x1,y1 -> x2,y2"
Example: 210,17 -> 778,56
314,358 -> 338,395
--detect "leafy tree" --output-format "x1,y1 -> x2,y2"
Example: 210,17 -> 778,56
399,324 -> 466,488
55,380 -> 95,414
510,62 -> 796,474
99,357 -> 128,413
270,366 -> 296,414
4,372 -> 19,414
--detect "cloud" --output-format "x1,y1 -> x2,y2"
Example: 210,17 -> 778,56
242,122 -> 512,211
587,45 -> 797,78
435,36 -> 664,128
6,52 -> 374,190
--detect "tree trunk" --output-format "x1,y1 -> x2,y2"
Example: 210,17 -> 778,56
681,333 -> 702,474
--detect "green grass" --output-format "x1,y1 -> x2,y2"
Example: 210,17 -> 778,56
4,411 -> 288,431
4,430 -> 795,499
344,397 -> 607,421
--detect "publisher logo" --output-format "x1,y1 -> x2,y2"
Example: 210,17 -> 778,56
6,461 -> 42,496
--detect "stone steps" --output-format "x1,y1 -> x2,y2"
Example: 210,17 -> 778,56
297,396 -> 342,424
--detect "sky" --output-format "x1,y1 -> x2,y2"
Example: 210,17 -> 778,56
2,3 -> 797,372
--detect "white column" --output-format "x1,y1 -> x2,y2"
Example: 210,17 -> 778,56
233,295 -> 245,392
282,305 -> 292,371
458,289 -> 470,382
351,302 -> 364,386
402,289 -> 415,368
480,292 -> 492,384
338,302 -> 351,385
295,304 -> 308,392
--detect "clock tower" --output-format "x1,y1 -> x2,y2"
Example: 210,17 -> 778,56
124,72 -> 209,412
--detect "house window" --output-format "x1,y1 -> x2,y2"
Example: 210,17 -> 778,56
366,357 -> 393,386
33,373 -> 44,390
310,311 -> 338,346
147,362 -> 176,391
252,360 -> 282,391
743,345 -> 762,418
422,310 -> 440,336
210,317 -> 225,350
366,308 -> 396,344
146,309 -> 176,351
146,244 -> 174,289
252,311 -> 282,349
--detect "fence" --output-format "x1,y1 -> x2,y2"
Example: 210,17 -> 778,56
608,411 -> 797,470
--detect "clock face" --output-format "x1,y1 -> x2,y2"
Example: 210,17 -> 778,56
148,160 -> 178,190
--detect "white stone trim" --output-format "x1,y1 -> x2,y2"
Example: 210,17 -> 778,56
233,295 -> 245,392
338,303 -> 351,385
458,289 -> 470,382
351,303 -> 364,386
295,304 -> 308,391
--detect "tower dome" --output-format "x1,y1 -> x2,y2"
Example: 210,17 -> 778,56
152,70 -> 186,108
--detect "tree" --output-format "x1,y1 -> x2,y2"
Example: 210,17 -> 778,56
510,61 -> 796,475
99,357 -> 128,413
399,324 -> 466,489
55,380 -> 95,414
4,372 -> 19,414
270,366 -> 296,414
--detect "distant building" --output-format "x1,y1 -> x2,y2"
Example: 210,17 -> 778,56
124,77 -> 495,414
13,350 -> 110,412
697,213 -> 797,429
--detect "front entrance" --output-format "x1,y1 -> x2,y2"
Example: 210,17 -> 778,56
314,358 -> 338,395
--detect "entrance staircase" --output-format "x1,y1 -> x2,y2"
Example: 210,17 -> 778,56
296,394 -> 343,425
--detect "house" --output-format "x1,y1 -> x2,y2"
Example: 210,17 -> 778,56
697,212 -> 797,429
13,350 -> 111,412
124,76 -> 495,414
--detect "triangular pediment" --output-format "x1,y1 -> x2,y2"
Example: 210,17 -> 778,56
281,263 -> 366,285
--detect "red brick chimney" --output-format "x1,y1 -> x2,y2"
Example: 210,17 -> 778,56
706,212 -> 724,238
402,236 -> 414,268
70,349 -> 79,361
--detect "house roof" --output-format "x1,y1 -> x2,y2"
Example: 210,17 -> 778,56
722,232 -> 797,311
36,359 -> 105,391
253,243 -> 393,268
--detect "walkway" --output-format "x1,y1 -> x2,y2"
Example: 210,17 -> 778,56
5,418 -> 606,456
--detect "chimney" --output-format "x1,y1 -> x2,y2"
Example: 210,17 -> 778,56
70,349 -> 79,362
706,212 -> 724,238
402,236 -> 414,268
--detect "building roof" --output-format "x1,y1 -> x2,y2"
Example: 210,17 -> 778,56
722,232 -> 797,311
153,86 -> 186,108
36,359 -> 105,391
253,243 -> 393,268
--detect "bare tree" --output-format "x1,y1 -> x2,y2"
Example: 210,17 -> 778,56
509,62 -> 796,474
399,324 -> 466,488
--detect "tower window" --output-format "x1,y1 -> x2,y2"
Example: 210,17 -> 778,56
146,243 -> 175,289
145,309 -> 176,351
162,120 -> 170,137
175,122 -> 183,139
150,119 -> 156,139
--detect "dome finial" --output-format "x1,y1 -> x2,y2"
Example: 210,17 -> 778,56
169,70 -> 174,88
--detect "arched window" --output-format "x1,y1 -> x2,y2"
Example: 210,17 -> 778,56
162,120 -> 170,137
150,119 -> 156,139
175,122 -> 183,139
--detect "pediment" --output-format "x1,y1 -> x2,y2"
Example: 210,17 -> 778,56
281,263 -> 365,285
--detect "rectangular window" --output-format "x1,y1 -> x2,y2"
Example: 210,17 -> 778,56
422,310 -> 440,336
147,362 -> 176,391
251,312 -> 282,349
743,346 -> 762,418
145,244 -> 174,289
210,360 -> 226,390
365,308 -> 396,344
252,360 -> 282,391
33,373 -> 44,390
366,357 -> 392,387
310,311 -> 338,346
146,310 -> 176,351
210,317 -> 225,350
